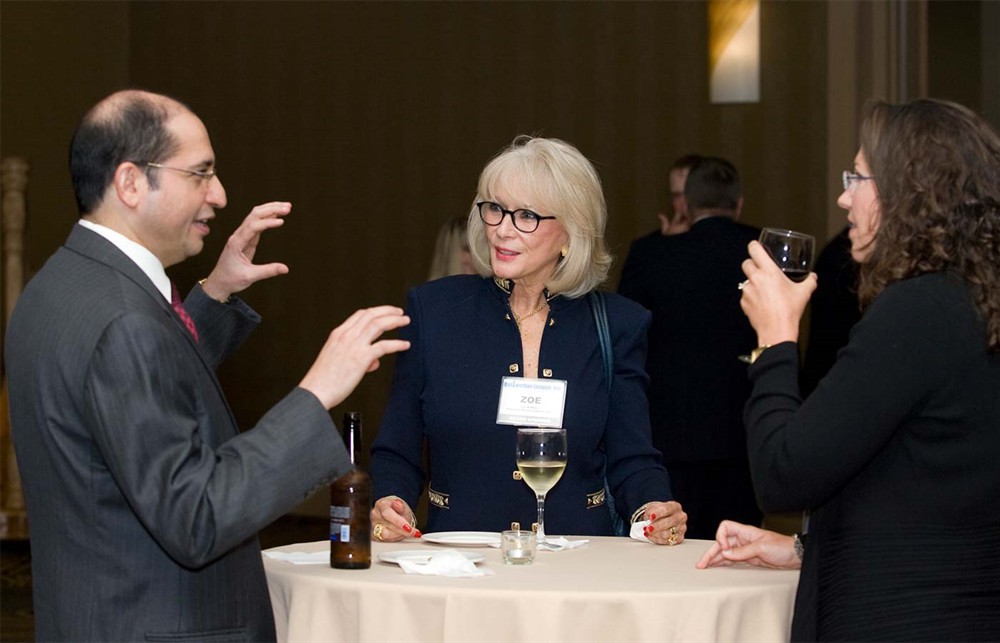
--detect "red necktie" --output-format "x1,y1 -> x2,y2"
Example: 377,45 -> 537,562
171,283 -> 199,343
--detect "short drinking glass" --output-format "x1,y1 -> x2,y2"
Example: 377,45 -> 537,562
501,529 -> 537,565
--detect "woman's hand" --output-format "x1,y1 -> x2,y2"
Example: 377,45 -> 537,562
639,501 -> 688,546
739,240 -> 817,346
370,496 -> 421,542
696,520 -> 801,570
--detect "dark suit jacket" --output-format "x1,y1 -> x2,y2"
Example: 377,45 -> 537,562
5,224 -> 350,642
618,216 -> 759,464
370,275 -> 672,535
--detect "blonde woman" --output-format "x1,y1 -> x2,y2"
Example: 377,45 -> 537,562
427,215 -> 475,281
371,136 -> 686,544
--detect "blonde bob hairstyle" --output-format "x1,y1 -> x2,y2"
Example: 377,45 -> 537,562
467,135 -> 613,299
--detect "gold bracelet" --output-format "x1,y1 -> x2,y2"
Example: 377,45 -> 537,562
630,502 -> 654,524
749,345 -> 772,364
198,278 -> 231,304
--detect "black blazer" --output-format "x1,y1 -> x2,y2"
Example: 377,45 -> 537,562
618,216 -> 759,464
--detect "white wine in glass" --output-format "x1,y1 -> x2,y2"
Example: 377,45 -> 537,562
516,427 -> 567,544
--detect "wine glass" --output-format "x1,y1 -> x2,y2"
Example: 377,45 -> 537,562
758,227 -> 815,282
515,427 -> 567,544
738,228 -> 816,363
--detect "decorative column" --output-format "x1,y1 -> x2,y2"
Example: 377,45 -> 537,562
1,156 -> 30,539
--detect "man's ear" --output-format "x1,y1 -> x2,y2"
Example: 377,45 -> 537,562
112,162 -> 146,209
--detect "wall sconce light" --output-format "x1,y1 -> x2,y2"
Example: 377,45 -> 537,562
709,0 -> 760,104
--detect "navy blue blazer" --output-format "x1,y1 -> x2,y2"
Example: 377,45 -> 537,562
370,275 -> 673,536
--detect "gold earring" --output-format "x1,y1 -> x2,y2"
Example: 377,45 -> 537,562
560,246 -> 568,258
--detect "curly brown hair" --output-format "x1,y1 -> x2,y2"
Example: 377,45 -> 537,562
858,98 -> 1000,352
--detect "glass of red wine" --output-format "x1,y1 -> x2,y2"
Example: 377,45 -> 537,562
738,228 -> 815,363
758,227 -> 815,282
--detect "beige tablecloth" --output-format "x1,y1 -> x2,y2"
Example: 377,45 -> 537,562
264,537 -> 799,642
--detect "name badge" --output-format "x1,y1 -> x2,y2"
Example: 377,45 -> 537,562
496,377 -> 567,428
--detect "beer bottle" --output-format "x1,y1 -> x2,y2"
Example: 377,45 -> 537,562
330,412 -> 372,569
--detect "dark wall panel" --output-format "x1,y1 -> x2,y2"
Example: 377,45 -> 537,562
4,0 -> 831,513
1,1 -> 131,274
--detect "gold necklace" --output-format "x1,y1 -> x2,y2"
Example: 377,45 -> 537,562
512,301 -> 549,332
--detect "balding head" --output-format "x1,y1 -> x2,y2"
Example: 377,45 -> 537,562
86,90 -> 188,122
70,90 -> 192,214
684,156 -> 742,219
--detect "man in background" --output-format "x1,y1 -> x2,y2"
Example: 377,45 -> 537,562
619,156 -> 761,538
656,153 -> 702,236
5,90 -> 410,641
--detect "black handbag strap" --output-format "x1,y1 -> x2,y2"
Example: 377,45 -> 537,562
588,290 -> 627,535
588,291 -> 612,396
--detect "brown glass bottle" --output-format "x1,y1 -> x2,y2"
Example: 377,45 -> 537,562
330,412 -> 372,569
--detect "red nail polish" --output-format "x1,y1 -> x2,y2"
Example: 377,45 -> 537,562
403,524 -> 412,533
414,530 -> 422,538
650,513 -> 656,520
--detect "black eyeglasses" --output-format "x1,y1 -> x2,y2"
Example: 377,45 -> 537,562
477,201 -> 556,233
842,170 -> 874,191
142,162 -> 217,182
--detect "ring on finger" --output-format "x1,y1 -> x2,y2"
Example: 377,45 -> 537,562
738,280 -> 749,291
373,523 -> 385,541
667,526 -> 679,546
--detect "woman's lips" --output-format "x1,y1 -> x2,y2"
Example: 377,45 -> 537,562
494,247 -> 519,261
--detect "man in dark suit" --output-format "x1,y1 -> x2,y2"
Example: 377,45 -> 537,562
4,90 -> 410,642
618,156 -> 762,539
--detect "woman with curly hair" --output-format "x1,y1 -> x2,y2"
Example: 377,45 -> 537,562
698,98 -> 1000,641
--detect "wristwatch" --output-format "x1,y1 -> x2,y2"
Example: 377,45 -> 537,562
793,533 -> 806,560
749,345 -> 772,364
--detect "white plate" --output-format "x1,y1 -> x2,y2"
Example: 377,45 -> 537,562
421,531 -> 502,547
378,549 -> 485,565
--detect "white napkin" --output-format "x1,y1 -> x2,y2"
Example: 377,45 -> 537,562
263,550 -> 329,565
630,520 -> 651,543
397,550 -> 493,577
539,536 -> 589,551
